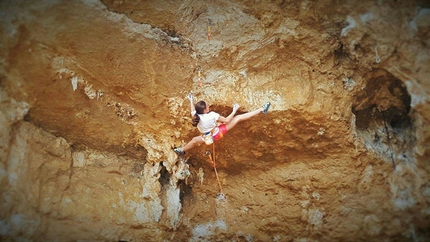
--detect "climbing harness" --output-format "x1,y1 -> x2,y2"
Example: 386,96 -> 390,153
206,144 -> 240,241
203,132 -> 214,145
202,125 -> 223,145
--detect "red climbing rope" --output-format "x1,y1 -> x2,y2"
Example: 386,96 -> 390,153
206,145 -> 223,193
206,143 -> 240,241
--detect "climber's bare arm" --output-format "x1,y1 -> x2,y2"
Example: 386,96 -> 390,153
218,103 -> 240,123
218,115 -> 228,123
187,93 -> 195,118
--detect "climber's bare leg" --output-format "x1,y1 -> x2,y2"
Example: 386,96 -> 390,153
225,107 -> 263,131
182,136 -> 205,152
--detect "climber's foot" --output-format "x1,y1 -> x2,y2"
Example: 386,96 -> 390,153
174,147 -> 185,156
262,102 -> 271,114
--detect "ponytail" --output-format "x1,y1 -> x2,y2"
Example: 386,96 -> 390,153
192,101 -> 207,127
192,114 -> 200,127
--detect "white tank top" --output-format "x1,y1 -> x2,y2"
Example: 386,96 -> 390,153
197,111 -> 220,133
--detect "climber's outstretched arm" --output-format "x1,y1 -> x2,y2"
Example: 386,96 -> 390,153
218,103 -> 240,123
187,93 -> 195,118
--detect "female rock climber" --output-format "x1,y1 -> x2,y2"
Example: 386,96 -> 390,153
174,93 -> 271,155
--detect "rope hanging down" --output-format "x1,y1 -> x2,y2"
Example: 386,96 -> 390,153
205,145 -> 223,194
206,144 -> 240,241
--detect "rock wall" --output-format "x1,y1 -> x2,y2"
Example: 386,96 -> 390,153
1,0 -> 429,241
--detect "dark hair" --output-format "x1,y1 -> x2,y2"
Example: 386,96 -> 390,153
192,101 -> 206,127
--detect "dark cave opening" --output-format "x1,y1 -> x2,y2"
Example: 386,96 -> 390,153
352,69 -> 411,131
352,69 -> 415,165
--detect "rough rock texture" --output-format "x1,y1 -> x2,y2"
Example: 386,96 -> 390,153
1,0 -> 429,241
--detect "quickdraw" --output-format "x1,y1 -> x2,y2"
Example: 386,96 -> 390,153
196,66 -> 202,86
207,19 -> 212,41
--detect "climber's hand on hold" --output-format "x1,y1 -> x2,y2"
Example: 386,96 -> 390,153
187,92 -> 194,102
233,103 -> 240,112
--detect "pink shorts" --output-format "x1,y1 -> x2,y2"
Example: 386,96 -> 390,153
213,124 -> 228,141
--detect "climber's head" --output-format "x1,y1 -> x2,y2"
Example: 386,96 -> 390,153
195,101 -> 208,114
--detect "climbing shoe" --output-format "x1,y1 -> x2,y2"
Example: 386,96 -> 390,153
262,102 -> 271,114
174,147 -> 185,155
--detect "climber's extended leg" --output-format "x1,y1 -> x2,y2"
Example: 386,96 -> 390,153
173,147 -> 185,155
174,135 -> 205,155
225,102 -> 271,130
